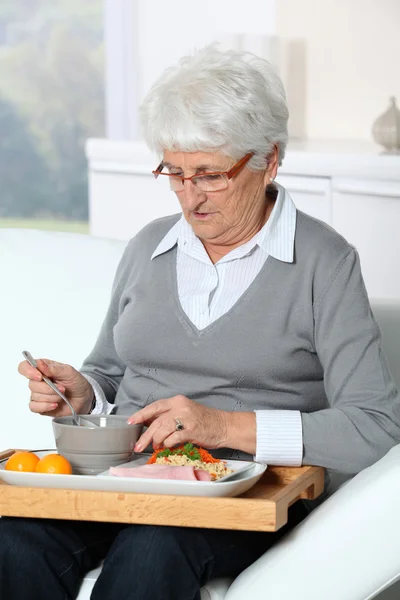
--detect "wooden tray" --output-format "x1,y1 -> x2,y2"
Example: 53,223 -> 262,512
0,449 -> 324,532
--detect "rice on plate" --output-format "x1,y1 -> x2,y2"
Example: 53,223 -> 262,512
147,444 -> 233,481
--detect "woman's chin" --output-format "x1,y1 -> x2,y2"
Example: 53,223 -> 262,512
190,221 -> 219,238
188,211 -> 217,223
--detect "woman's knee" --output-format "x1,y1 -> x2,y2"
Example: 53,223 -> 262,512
0,518 -> 41,566
94,526 -> 208,599
107,524 -> 210,578
0,518 -> 81,600
120,525 -> 203,558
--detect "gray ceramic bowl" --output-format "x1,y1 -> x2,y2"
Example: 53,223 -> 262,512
52,415 -> 143,475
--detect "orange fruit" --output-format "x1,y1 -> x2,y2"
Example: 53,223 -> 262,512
5,451 -> 40,472
35,454 -> 73,475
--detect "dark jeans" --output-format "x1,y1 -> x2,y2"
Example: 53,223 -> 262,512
0,502 -> 307,600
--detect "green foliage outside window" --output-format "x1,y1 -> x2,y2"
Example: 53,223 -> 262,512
0,0 -> 104,221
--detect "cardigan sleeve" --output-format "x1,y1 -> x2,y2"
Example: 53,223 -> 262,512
302,248 -> 400,473
79,240 -> 134,405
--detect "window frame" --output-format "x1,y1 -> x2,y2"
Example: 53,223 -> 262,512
104,0 -> 140,140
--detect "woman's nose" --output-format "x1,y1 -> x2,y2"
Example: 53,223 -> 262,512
179,180 -> 207,208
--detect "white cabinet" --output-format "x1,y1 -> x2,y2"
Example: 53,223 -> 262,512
88,170 -> 178,241
332,179 -> 400,299
277,173 -> 400,298
276,175 -> 331,223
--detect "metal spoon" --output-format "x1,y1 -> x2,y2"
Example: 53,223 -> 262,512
22,351 -> 98,429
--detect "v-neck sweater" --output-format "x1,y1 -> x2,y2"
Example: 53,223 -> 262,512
81,211 -> 400,497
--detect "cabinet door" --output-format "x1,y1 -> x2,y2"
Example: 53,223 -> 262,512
276,175 -> 332,224
333,179 -> 400,299
89,170 -> 177,240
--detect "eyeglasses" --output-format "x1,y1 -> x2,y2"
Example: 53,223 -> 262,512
152,152 -> 254,193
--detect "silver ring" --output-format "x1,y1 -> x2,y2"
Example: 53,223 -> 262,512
174,417 -> 184,431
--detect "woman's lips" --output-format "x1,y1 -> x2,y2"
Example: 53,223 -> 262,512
193,212 -> 215,220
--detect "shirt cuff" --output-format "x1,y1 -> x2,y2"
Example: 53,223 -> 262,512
254,410 -> 303,466
81,374 -> 115,415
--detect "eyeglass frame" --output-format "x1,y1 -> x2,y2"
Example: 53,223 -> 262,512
152,152 -> 254,192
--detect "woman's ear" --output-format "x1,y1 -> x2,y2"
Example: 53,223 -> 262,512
263,144 -> 279,187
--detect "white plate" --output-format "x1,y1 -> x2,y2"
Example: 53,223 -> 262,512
0,452 -> 267,498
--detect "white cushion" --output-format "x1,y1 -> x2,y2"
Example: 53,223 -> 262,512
76,565 -> 232,600
225,443 -> 400,600
76,566 -> 103,599
0,228 -> 126,449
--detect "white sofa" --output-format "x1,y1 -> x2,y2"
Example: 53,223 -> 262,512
1,227 -> 400,600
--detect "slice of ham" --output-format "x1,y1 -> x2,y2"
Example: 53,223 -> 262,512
109,464 -> 212,481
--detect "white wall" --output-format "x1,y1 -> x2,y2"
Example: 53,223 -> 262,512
137,0 -> 277,101
106,0 -> 399,142
276,0 -> 400,141
105,0 -> 278,139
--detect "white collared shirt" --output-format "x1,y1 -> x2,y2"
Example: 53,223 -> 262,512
151,183 -> 296,330
87,185 -> 303,466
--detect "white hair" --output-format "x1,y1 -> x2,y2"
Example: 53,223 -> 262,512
139,44 -> 289,169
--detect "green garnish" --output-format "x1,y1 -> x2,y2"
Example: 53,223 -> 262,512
156,443 -> 201,461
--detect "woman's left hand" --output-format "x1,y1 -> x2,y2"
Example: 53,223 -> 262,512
128,395 -> 228,452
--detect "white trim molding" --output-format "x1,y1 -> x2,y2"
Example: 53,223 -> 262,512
104,0 -> 140,140
87,138 -> 400,183
333,179 -> 400,198
280,140 -> 400,182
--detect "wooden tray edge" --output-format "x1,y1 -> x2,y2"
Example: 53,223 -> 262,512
0,449 -> 324,532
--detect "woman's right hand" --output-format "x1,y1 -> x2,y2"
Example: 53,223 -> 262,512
18,358 -> 94,417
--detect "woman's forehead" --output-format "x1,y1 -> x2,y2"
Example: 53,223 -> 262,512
162,150 -> 232,170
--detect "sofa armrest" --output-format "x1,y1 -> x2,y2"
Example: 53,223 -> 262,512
226,445 -> 400,600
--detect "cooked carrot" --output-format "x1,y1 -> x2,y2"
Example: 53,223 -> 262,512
198,447 -> 220,464
146,443 -> 221,465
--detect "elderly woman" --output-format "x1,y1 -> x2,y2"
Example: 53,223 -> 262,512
2,45 -> 400,600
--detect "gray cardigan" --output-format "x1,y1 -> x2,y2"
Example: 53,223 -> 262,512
81,211 -> 400,495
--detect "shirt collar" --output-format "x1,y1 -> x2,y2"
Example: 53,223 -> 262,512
151,183 -> 296,263
259,182 -> 296,263
151,219 -> 181,260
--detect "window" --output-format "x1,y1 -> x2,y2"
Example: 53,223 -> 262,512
0,0 -> 104,233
